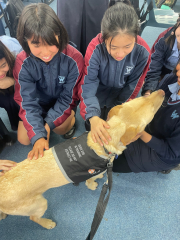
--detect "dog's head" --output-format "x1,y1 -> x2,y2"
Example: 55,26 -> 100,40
102,89 -> 165,155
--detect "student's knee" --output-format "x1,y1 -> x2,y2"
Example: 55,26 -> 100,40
17,130 -> 30,145
17,135 -> 31,145
53,125 -> 69,135
53,117 -> 75,135
17,121 -> 31,145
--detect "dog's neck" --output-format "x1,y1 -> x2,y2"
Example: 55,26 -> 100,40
87,132 -> 114,159
86,115 -> 127,158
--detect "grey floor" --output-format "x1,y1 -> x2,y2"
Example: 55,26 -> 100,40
1,1 -> 180,240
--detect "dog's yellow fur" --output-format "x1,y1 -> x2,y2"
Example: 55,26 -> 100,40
0,90 -> 164,229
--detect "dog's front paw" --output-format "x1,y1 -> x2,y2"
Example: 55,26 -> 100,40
40,218 -> 56,229
85,180 -> 98,190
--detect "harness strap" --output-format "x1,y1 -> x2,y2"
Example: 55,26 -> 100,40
86,161 -> 113,240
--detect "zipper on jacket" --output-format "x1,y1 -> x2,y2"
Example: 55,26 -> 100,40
47,64 -> 54,96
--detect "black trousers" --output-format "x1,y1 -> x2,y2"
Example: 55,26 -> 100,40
57,0 -> 109,56
0,89 -> 20,131
112,152 -> 132,173
0,118 -> 9,137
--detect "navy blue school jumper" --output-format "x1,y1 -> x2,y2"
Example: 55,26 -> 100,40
142,27 -> 174,94
13,45 -> 84,146
124,73 -> 180,173
79,33 -> 151,121
57,0 -> 109,56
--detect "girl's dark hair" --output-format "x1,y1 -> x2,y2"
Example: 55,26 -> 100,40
0,41 -> 15,77
17,3 -> 68,55
165,14 -> 180,49
101,1 -> 139,42
109,0 -> 131,8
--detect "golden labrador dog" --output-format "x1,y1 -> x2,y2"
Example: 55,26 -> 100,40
0,90 -> 165,229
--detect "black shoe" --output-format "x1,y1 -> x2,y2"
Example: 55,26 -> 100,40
160,169 -> 172,174
2,134 -> 14,146
0,138 -> 6,153
63,124 -> 76,139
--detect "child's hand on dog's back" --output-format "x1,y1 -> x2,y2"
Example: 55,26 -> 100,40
28,138 -> 49,160
28,123 -> 50,160
89,116 -> 111,146
0,160 -> 17,176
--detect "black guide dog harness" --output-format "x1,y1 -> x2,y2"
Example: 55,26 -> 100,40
52,132 -> 117,240
52,132 -> 110,184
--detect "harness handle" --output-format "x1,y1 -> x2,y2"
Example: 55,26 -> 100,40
86,161 -> 113,240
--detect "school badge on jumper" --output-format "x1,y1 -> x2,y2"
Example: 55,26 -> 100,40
171,110 -> 179,119
125,66 -> 133,75
58,76 -> 65,84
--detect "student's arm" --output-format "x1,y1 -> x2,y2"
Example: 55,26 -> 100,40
13,58 -> 47,146
130,126 -> 180,163
0,77 -> 15,89
44,53 -> 84,130
142,37 -> 168,95
143,126 -> 180,161
139,131 -> 152,143
139,125 -> 180,162
79,44 -> 101,121
79,43 -> 111,145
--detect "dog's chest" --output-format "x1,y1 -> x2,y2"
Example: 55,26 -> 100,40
52,133 -> 109,184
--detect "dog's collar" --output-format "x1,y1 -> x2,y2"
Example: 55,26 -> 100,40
103,146 -> 118,160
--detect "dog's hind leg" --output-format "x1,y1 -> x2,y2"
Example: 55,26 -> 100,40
0,210 -> 7,220
29,195 -> 56,229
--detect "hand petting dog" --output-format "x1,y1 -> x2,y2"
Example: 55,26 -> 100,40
28,123 -> 50,160
89,116 -> 111,146
0,160 -> 16,176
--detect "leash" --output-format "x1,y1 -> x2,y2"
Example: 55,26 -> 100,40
86,154 -> 116,240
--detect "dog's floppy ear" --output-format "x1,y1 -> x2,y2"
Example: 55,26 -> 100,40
120,124 -> 146,146
104,115 -> 127,155
108,105 -> 123,119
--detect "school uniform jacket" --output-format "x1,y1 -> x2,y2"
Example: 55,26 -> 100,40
142,27 -> 173,94
13,45 -> 84,145
145,73 -> 180,164
79,33 -> 151,120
